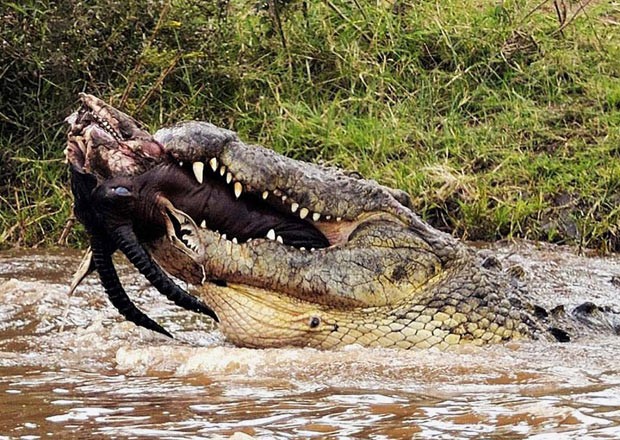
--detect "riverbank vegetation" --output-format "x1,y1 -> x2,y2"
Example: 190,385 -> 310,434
1,0 -> 618,251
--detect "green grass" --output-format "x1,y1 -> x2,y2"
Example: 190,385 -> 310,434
1,0 -> 619,251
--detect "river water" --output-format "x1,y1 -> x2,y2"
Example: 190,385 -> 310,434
0,242 -> 619,439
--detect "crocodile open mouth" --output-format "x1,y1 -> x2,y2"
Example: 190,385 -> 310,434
166,155 -> 372,249
65,95 -> 340,251
153,159 -> 349,251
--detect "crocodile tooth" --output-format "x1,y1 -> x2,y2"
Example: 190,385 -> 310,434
234,182 -> 243,199
262,191 -> 269,200
300,247 -> 306,251
325,215 -> 332,220
336,216 -> 342,222
273,189 -> 282,197
200,220 -> 206,228
312,212 -> 321,221
219,165 -> 226,176
221,234 -> 227,240
276,235 -> 283,244
226,172 -> 233,184
192,162 -> 205,184
209,157 -> 218,172
281,195 -> 287,202
232,237 -> 238,244
179,161 -> 184,167
266,229 -> 276,240
291,203 -> 299,213
299,208 -> 309,219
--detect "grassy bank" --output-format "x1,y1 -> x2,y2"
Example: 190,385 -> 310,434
1,0 -> 619,250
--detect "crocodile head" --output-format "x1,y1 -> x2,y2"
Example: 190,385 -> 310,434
69,96 -> 542,349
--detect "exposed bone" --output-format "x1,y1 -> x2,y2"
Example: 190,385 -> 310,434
68,247 -> 94,296
192,162 -> 204,184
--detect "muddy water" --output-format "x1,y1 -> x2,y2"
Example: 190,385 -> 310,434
0,242 -> 619,439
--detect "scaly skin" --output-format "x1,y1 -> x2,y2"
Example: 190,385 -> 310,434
67,95 -> 618,349
147,120 -> 546,348
150,233 -> 537,349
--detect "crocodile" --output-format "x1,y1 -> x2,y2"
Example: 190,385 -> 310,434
66,94 -> 619,349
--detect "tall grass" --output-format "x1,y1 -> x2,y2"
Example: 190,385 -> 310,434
1,0 -> 618,251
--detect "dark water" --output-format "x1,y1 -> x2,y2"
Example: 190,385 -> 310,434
0,242 -> 619,439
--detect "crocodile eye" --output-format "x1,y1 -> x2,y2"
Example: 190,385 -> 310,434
309,316 -> 320,328
113,186 -> 131,196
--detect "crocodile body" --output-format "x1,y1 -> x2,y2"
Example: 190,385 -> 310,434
66,95 -> 619,349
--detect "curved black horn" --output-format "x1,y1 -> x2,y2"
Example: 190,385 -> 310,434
71,168 -> 171,336
91,234 -> 172,338
112,224 -> 219,322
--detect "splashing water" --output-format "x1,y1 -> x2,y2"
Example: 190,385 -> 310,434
0,242 -> 619,439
